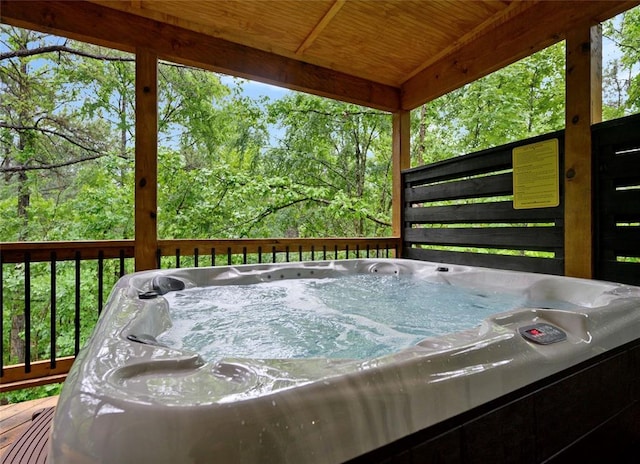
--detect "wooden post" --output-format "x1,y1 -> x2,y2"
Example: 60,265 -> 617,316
564,25 -> 602,278
392,110 -> 411,255
135,49 -> 158,271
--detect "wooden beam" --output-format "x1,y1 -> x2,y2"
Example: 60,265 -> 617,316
0,0 -> 400,112
296,0 -> 346,55
402,1 -> 637,110
564,25 -> 602,279
135,48 -> 158,271
392,111 -> 411,242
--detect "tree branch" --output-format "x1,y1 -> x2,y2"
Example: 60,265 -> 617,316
0,152 -> 107,173
0,121 -> 103,154
0,45 -> 132,62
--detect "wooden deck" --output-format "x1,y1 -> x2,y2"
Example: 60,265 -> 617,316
0,396 -> 58,462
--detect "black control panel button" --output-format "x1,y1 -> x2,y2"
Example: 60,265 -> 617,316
519,323 -> 567,345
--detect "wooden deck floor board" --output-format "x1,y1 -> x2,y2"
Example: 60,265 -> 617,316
0,396 -> 58,460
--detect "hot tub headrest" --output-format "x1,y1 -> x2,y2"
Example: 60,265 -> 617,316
152,275 -> 186,295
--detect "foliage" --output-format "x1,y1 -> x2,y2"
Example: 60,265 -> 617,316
603,8 -> 640,119
413,43 -> 566,166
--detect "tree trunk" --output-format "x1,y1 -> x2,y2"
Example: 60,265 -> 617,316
10,313 -> 26,363
417,105 -> 427,166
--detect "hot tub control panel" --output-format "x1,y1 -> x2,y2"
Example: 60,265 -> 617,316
519,323 -> 567,345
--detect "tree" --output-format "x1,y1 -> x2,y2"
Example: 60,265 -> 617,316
263,94 -> 392,237
0,26 -> 131,242
603,7 -> 640,118
413,42 -> 565,166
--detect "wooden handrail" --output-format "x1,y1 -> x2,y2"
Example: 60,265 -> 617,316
0,240 -> 135,263
158,237 -> 400,257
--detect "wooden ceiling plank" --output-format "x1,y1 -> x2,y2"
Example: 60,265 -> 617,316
0,0 -> 400,112
296,0 -> 346,55
405,0 -> 539,82
402,0 -> 639,110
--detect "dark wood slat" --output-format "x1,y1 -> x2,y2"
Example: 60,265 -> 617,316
600,228 -> 640,255
594,114 -> 640,285
405,172 -> 513,203
403,132 -> 563,187
596,260 -> 640,286
404,227 -> 563,250
403,150 -> 512,187
592,113 -> 640,146
605,190 -> 640,218
405,202 -> 562,224
404,247 -> 563,274
599,157 -> 640,184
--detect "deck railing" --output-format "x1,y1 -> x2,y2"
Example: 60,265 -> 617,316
0,237 -> 399,392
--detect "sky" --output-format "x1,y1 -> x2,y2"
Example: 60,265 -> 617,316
219,75 -> 292,101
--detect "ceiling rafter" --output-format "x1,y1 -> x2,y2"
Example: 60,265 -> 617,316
296,0 -> 347,56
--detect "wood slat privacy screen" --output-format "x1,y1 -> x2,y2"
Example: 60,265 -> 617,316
594,113 -> 640,286
402,132 -> 565,274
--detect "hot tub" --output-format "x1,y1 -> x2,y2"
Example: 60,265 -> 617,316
49,259 -> 640,463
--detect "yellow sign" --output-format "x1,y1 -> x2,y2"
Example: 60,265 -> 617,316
512,138 -> 559,209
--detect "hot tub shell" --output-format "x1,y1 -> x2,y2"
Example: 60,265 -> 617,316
49,259 -> 640,463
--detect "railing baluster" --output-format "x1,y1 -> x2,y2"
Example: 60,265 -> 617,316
323,246 -> 327,260
24,252 -> 31,373
75,251 -> 81,356
156,249 -> 162,269
286,246 -> 290,262
356,245 -> 360,258
346,245 -> 349,260
243,247 -> 247,264
227,248 -> 232,265
194,248 -> 199,267
366,244 -> 370,258
98,251 -> 104,315
51,252 -> 57,370
119,249 -> 126,277
272,246 -> 276,263
298,246 -> 303,262
258,247 -> 262,264
176,248 -> 181,268
211,248 -> 216,267
311,246 -> 315,261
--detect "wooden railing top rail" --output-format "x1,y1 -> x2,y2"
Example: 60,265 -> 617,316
0,237 -> 401,264
0,240 -> 135,263
157,237 -> 401,256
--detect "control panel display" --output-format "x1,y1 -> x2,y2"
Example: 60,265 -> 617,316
519,323 -> 567,345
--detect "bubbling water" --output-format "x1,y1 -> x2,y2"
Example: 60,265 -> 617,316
157,274 -> 527,361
